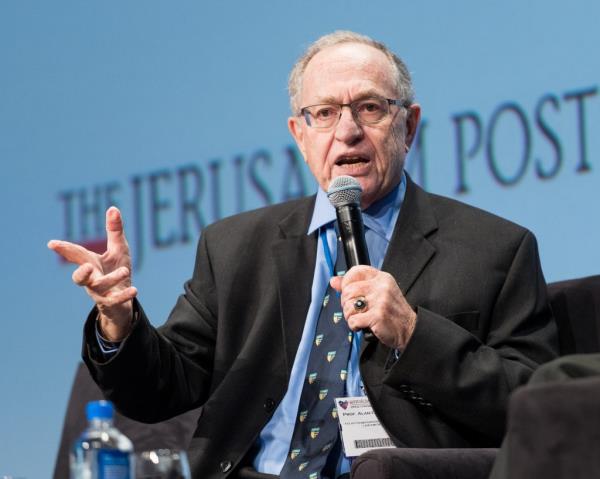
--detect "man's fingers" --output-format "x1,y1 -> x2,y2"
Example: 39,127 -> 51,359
341,265 -> 378,285
105,206 -> 129,253
48,240 -> 95,266
330,276 -> 343,292
72,263 -> 96,286
345,310 -> 372,332
339,280 -> 371,307
92,286 -> 138,308
88,267 -> 131,294
331,266 -> 377,295
72,263 -> 132,299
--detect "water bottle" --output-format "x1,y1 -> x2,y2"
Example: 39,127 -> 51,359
70,400 -> 134,479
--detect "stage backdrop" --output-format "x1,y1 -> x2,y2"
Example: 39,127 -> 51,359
1,1 -> 598,476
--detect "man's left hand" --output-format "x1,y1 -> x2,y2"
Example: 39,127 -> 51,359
330,265 -> 417,349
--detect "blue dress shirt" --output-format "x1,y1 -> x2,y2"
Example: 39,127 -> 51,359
254,173 -> 406,476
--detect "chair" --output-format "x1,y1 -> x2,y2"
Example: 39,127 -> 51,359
351,448 -> 498,479
489,359 -> 600,479
351,275 -> 600,479
548,275 -> 600,354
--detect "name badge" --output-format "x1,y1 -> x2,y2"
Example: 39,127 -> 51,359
334,396 -> 395,457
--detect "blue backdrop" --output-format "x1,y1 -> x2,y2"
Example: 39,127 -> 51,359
1,1 -> 598,476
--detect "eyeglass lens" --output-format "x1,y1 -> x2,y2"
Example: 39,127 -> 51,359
304,97 -> 391,128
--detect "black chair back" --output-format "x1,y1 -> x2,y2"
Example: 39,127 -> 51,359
548,275 -> 600,354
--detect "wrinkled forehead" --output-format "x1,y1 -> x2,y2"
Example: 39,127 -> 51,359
301,43 -> 399,105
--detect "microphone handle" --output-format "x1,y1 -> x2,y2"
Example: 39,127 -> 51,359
336,204 -> 370,267
336,204 -> 376,342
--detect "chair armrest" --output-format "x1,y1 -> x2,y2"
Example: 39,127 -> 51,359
495,375 -> 600,479
351,448 -> 498,479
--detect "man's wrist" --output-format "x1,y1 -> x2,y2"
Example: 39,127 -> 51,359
95,307 -> 138,354
97,301 -> 136,341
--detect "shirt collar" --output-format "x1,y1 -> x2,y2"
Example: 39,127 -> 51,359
307,171 -> 406,240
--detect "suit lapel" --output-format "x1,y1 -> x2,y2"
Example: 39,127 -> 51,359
272,197 -> 318,376
361,177 -> 438,392
382,176 -> 438,298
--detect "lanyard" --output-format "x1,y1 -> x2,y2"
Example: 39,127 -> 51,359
320,227 -> 336,277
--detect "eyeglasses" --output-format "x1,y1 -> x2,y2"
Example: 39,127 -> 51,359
299,97 -> 410,129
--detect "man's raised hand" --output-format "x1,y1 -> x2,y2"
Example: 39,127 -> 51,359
48,206 -> 137,341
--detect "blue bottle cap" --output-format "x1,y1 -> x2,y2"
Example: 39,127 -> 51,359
86,400 -> 114,420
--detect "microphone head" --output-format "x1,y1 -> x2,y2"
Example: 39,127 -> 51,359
327,175 -> 362,208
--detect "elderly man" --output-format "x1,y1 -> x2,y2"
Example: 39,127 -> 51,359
49,31 -> 557,479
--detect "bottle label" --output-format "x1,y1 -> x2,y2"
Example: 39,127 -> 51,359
97,450 -> 131,479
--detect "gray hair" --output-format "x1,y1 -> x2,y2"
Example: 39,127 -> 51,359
288,30 -> 415,114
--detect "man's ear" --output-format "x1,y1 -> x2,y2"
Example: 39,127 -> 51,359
288,116 -> 307,158
404,104 -> 421,148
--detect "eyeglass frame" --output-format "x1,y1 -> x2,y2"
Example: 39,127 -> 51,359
298,97 -> 412,129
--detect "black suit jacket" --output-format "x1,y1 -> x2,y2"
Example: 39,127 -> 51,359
83,177 -> 557,478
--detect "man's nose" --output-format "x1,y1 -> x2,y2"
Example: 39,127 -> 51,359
334,106 -> 363,144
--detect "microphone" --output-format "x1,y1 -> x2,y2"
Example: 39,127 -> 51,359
327,175 -> 375,341
327,176 -> 370,267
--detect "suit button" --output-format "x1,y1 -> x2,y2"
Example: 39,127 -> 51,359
264,397 -> 276,413
220,460 -> 232,473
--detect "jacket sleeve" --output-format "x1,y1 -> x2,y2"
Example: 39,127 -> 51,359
82,232 -> 218,423
376,230 -> 558,445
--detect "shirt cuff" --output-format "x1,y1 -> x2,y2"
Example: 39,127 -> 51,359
95,320 -> 122,356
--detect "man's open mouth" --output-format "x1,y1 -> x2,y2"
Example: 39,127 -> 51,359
336,156 -> 369,166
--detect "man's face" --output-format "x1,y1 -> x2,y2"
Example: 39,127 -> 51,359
289,43 -> 420,209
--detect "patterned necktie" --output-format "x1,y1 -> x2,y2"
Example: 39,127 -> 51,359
280,233 -> 353,479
